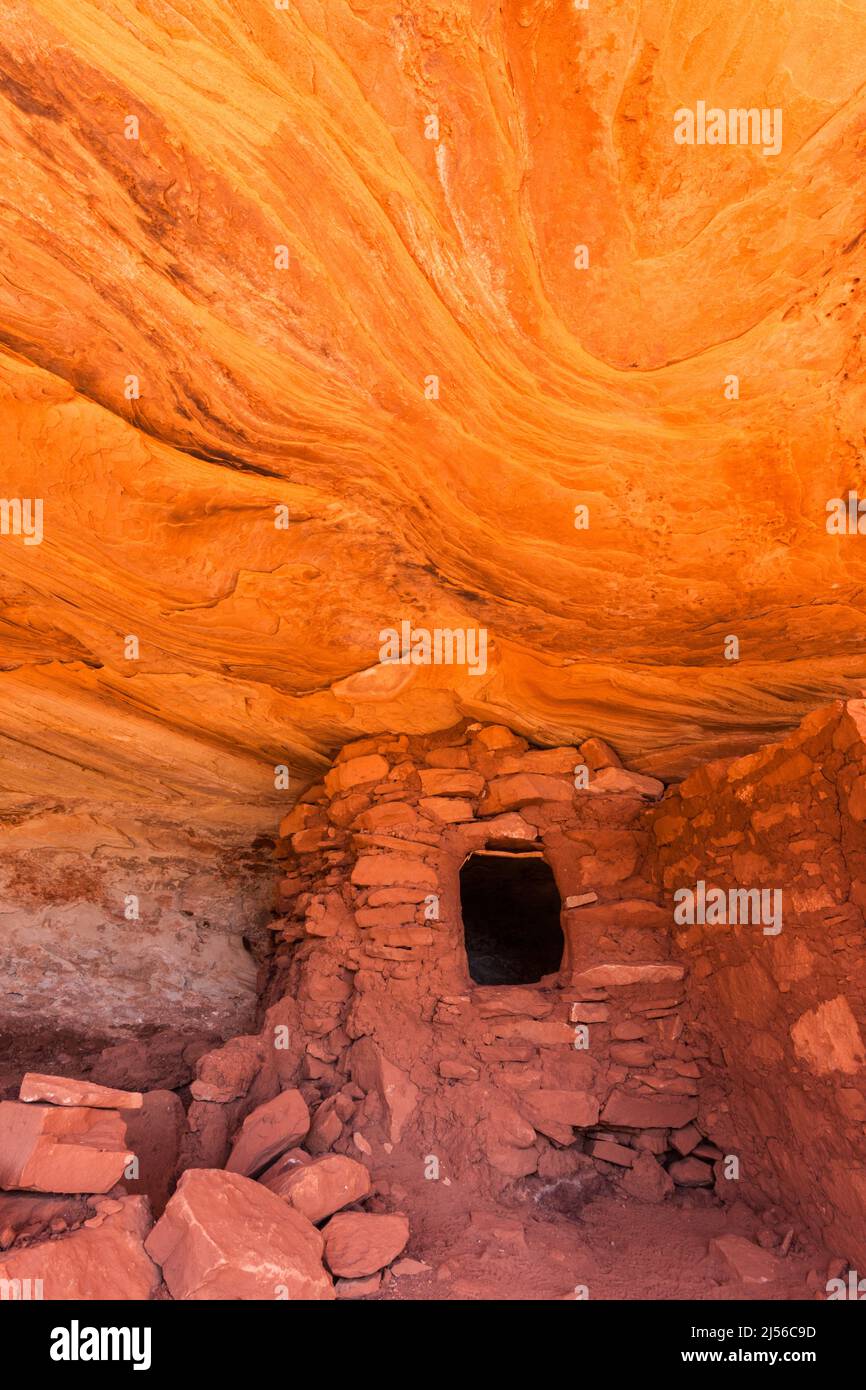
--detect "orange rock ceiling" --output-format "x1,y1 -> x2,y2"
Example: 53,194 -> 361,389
3,0 -> 866,826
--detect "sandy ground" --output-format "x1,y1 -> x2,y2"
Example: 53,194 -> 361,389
374,1174 -> 824,1302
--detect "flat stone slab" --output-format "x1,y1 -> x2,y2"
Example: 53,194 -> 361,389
601,1089 -> 698,1130
0,1102 -> 132,1194
710,1234 -> 781,1286
570,963 -> 685,990
225,1090 -> 310,1178
19,1073 -> 143,1111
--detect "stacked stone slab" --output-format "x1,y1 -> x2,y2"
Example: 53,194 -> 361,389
254,720 -> 717,1191
0,1073 -> 161,1299
649,698 -> 866,1268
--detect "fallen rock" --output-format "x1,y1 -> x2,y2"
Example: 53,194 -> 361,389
225,1090 -> 310,1178
474,725 -> 524,751
481,1097 -> 537,1167
256,1148 -> 310,1189
306,1097 -> 346,1154
19,1074 -> 143,1111
484,1138 -> 539,1178
669,1156 -> 714,1187
263,1154 -> 371,1223
182,1098 -> 231,1170
145,1168 -> 334,1300
0,1102 -> 132,1194
465,1210 -> 528,1250
621,1151 -> 674,1203
392,1257 -> 431,1277
335,1272 -> 381,1298
323,1211 -> 410,1277
710,1234 -> 781,1285
0,1196 -> 158,1299
92,1032 -> 214,1093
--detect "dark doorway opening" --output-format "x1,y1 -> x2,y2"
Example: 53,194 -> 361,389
459,852 -> 564,986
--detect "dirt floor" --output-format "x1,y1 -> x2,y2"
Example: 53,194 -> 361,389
373,1173 -> 825,1301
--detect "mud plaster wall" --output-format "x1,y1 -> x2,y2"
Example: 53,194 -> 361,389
648,700 -> 866,1268
183,723 -> 719,1202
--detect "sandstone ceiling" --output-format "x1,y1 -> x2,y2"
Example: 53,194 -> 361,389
3,0 -> 866,831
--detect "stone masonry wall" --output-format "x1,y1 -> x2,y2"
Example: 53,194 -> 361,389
648,700 -> 866,1268
182,722 -> 722,1207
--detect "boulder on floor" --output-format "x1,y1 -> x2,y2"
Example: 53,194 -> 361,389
225,1090 -> 310,1177
144,1168 -> 334,1300
262,1154 -> 371,1224
621,1151 -> 674,1203
323,1211 -> 409,1278
0,1196 -> 159,1299
709,1234 -> 782,1286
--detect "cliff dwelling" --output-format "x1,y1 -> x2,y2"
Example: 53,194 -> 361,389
3,713 -> 866,1314
0,0 -> 865,1340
